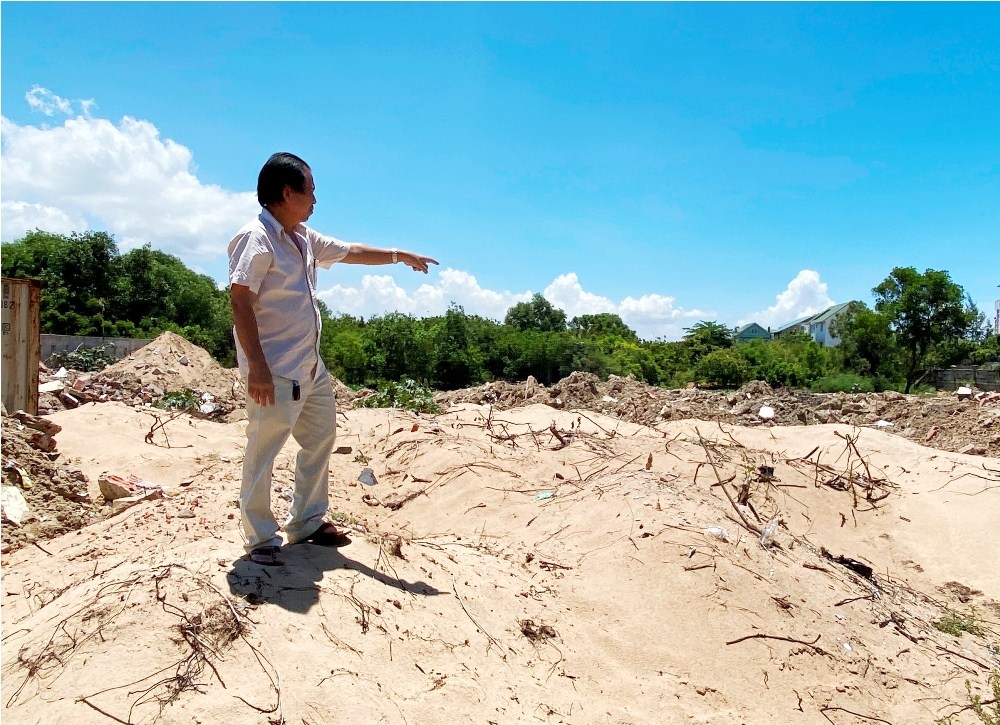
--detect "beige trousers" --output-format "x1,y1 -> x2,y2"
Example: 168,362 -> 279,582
240,365 -> 336,552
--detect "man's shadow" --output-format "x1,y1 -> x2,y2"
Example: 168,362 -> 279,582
226,540 -> 444,614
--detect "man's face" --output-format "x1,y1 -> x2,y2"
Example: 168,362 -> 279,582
284,167 -> 316,224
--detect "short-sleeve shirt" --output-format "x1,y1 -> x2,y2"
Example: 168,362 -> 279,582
228,208 -> 351,380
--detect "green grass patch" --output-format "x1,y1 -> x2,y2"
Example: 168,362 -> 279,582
933,609 -> 986,637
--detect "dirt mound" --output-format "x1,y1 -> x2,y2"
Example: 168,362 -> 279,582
14,359 -> 998,556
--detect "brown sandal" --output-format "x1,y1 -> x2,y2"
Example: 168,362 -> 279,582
300,522 -> 351,547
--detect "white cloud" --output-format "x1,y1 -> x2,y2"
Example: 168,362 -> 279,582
25,86 -> 74,116
739,269 -> 835,329
1,88 -> 258,257
0,201 -> 87,239
544,273 -> 617,316
318,269 -> 706,340
317,268 -> 532,321
543,273 -> 709,340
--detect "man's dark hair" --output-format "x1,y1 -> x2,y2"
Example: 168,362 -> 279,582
257,152 -> 310,207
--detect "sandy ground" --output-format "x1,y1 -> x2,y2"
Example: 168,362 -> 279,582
2,398 -> 998,724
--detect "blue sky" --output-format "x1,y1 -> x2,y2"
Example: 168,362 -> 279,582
2,2 -> 998,339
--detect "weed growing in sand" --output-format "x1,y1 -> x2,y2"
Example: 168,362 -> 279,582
329,510 -> 359,527
353,452 -> 371,465
934,609 -> 986,638
938,671 -> 1000,725
155,389 -> 198,411
967,671 -> 1000,725
359,379 -> 442,414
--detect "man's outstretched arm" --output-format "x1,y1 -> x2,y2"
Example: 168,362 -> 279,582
342,244 -> 438,273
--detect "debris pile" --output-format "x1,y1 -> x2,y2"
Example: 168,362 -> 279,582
37,331 -> 244,418
1,410 -> 99,553
437,373 -> 1000,457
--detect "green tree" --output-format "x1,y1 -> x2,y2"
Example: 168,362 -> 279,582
362,312 -> 434,385
502,330 -> 577,384
431,304 -> 484,389
739,339 -> 806,388
694,348 -> 750,389
319,309 -> 368,384
830,301 -> 899,382
569,313 -> 638,341
646,340 -> 693,387
609,339 -> 661,383
115,245 -> 234,360
683,321 -> 733,363
2,229 -> 124,335
873,268 -> 974,392
2,230 -> 235,362
504,294 -> 567,333
970,334 -> 1000,364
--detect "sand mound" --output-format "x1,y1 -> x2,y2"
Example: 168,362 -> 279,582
2,402 -> 997,724
8,335 -> 999,721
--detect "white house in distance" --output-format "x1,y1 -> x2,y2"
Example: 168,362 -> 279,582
772,302 -> 853,347
994,286 -> 999,335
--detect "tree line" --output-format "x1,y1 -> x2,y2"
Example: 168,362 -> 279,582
3,229 -> 997,392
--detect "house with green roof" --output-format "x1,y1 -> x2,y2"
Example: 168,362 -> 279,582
734,322 -> 771,343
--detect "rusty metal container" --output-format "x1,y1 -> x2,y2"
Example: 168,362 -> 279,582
2,277 -> 42,415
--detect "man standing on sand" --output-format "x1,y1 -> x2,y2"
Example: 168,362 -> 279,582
229,152 -> 438,566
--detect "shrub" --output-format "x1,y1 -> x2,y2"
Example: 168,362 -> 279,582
693,348 -> 750,389
359,379 -> 442,414
47,342 -> 118,372
155,389 -> 199,412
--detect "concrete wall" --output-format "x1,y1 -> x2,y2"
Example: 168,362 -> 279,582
41,334 -> 153,363
934,365 -> 1000,392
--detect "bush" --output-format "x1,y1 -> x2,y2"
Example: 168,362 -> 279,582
47,342 -> 118,372
359,379 -> 442,414
154,389 -> 199,412
693,348 -> 749,389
